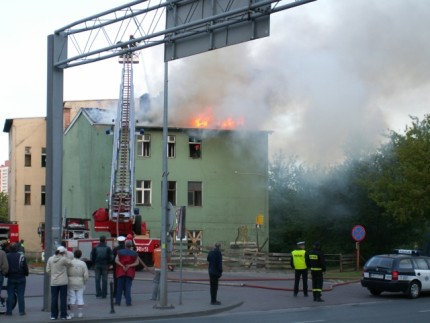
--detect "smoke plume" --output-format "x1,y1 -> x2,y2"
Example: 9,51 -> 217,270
141,0 -> 430,165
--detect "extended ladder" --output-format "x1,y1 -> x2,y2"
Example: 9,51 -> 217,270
109,52 -> 138,222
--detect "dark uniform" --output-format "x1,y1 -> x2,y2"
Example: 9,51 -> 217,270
306,241 -> 326,302
290,241 -> 308,296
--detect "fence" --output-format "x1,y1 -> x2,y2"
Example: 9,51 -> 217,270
168,246 -> 356,272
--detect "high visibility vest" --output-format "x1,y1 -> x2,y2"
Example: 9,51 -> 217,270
291,249 -> 307,270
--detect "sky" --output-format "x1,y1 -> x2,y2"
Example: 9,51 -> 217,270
1,0 -> 429,166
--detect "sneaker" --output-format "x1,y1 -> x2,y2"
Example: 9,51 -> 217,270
78,312 -> 83,318
51,317 -> 57,320
211,301 -> 221,305
61,315 -> 72,320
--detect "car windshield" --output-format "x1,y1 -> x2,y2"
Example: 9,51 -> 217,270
366,256 -> 394,269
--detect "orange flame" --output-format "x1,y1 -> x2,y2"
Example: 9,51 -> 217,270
190,107 -> 244,130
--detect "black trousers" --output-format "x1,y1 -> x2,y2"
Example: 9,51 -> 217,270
311,270 -> 323,294
209,274 -> 220,303
294,269 -> 308,295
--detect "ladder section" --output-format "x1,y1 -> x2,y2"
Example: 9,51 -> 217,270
110,54 -> 136,221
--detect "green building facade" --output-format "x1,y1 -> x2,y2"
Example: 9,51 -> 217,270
63,108 -> 269,251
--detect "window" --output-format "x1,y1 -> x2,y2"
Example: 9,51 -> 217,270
24,147 -> 32,167
188,181 -> 202,206
136,180 -> 151,205
41,185 -> 46,205
137,135 -> 151,157
168,181 -> 176,205
24,185 -> 31,205
189,137 -> 202,159
398,259 -> 413,270
41,147 -> 46,167
167,135 -> 176,158
413,258 -> 429,270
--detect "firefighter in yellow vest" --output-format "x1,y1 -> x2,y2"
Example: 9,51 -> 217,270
290,241 -> 308,297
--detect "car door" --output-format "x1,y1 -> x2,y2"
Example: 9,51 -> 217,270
412,258 -> 430,291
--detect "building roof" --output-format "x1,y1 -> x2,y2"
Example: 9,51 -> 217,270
65,108 -> 272,135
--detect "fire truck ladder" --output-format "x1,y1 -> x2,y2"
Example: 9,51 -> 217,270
109,53 -> 138,222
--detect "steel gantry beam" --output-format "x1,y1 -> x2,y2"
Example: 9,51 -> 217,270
53,0 -> 317,68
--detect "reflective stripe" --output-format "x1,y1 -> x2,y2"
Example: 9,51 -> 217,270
311,268 -> 322,271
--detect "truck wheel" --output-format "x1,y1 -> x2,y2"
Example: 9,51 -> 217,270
133,215 -> 142,235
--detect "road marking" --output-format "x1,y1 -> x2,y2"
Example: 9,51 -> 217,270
419,310 -> 430,313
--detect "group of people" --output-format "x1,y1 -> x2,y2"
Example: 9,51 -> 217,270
291,240 -> 326,302
0,241 -> 29,316
91,235 -> 160,306
46,244 -> 88,320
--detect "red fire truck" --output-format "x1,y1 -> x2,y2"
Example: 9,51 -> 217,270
0,221 -> 19,244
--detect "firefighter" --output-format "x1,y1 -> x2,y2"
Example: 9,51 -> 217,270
306,241 -> 326,302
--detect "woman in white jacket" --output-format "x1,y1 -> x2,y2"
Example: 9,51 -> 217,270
67,249 -> 89,318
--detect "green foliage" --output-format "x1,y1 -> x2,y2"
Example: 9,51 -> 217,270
0,192 -> 8,222
365,115 -> 430,224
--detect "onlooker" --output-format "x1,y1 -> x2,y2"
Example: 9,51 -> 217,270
5,243 -> 28,316
0,246 -> 8,298
61,242 -> 74,260
291,241 -> 308,297
207,242 -> 223,305
17,240 -> 25,254
67,249 -> 89,318
46,245 -> 72,320
115,240 -> 139,306
151,244 -> 161,300
306,241 -> 326,302
91,235 -> 113,298
112,236 -> 126,297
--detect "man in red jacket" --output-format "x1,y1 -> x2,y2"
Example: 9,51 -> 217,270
114,240 -> 139,306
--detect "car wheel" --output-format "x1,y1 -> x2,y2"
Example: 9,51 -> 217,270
369,289 -> 382,296
406,281 -> 421,299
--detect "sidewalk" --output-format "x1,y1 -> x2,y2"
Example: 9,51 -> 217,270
0,268 -> 245,323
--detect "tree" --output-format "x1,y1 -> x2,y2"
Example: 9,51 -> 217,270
0,192 -> 8,222
366,115 -> 430,224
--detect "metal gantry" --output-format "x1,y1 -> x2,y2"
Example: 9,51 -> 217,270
53,0 -> 317,68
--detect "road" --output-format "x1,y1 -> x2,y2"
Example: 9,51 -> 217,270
17,268 -> 430,322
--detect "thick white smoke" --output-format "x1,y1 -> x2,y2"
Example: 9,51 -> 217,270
139,0 -> 430,165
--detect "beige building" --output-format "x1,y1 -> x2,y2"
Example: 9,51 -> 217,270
3,117 -> 47,252
3,100 -> 115,253
0,160 -> 8,193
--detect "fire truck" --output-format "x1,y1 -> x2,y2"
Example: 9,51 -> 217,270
0,221 -> 19,245
40,41 -> 160,266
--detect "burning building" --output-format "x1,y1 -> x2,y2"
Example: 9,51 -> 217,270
62,107 -> 270,251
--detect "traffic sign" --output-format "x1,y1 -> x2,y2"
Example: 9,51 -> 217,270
352,225 -> 366,242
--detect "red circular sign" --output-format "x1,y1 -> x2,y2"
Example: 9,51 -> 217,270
352,225 -> 366,242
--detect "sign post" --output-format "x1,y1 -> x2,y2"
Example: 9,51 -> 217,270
351,225 -> 366,271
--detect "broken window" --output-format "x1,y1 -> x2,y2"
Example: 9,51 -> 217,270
167,135 -> 176,158
188,181 -> 202,206
137,134 -> 151,157
136,180 -> 151,205
189,136 -> 202,159
24,185 -> 31,205
24,147 -> 31,167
